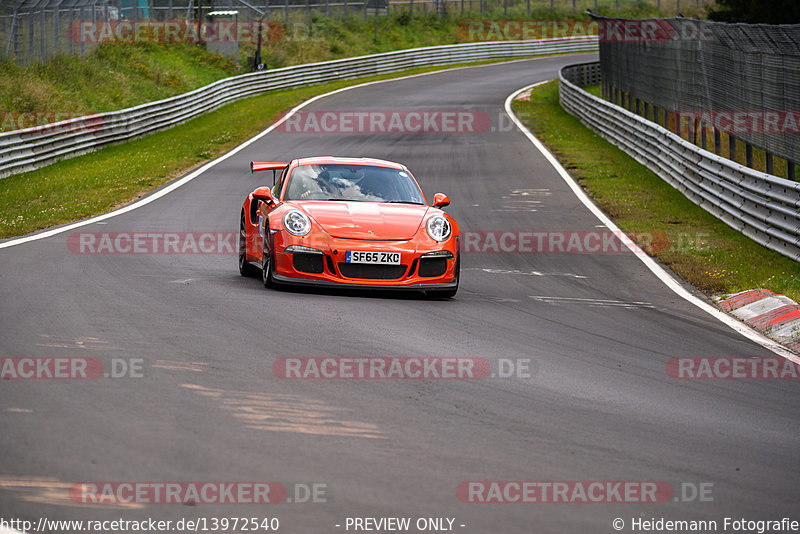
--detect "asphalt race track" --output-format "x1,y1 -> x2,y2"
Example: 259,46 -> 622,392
1,53 -> 799,533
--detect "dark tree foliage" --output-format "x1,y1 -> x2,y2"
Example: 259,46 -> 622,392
707,0 -> 800,24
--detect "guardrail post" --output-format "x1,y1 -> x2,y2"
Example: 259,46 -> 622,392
68,7 -> 74,56
766,152 -> 774,175
729,134 -> 736,161
79,7 -> 85,57
789,161 -> 796,181
713,129 -> 721,155
746,143 -> 753,168
53,5 -> 60,57
39,3 -> 46,61
700,121 -> 707,150
27,9 -> 34,63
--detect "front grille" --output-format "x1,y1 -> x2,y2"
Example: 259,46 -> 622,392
338,263 -> 408,280
293,253 -> 324,274
418,257 -> 447,277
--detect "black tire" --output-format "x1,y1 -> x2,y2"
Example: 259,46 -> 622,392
239,210 -> 259,277
426,254 -> 459,299
262,233 -> 276,289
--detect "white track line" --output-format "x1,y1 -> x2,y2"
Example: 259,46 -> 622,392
0,55 -> 574,251
505,82 -> 800,363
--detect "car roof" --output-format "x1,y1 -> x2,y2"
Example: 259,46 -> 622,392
293,156 -> 408,171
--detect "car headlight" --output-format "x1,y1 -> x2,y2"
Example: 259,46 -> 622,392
426,215 -> 451,242
283,210 -> 311,237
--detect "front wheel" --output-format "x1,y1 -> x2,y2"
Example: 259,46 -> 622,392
426,255 -> 459,299
262,235 -> 276,289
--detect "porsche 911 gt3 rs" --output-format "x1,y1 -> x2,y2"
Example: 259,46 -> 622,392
239,156 -> 459,298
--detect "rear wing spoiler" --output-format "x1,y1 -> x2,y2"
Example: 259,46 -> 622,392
251,161 -> 287,173
251,161 -> 287,185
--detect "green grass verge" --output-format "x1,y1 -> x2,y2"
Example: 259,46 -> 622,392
0,57 -> 535,239
0,43 -> 241,121
512,80 -> 800,301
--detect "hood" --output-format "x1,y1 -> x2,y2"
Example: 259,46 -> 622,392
296,201 -> 428,240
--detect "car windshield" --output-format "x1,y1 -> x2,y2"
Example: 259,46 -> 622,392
284,164 -> 426,204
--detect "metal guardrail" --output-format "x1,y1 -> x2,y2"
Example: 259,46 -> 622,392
0,36 -> 597,179
560,61 -> 800,262
591,15 -> 800,174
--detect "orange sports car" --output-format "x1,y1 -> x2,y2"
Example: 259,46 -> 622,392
238,156 -> 460,297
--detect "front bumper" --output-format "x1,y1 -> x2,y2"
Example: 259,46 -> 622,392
271,273 -> 458,291
272,234 -> 458,288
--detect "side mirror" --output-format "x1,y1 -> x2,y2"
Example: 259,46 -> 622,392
252,186 -> 274,205
432,193 -> 450,208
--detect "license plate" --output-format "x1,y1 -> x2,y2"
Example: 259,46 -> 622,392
345,251 -> 401,264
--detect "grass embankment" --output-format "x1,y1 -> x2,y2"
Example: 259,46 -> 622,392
512,81 -> 800,301
0,1 -> 693,119
0,43 -> 239,122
